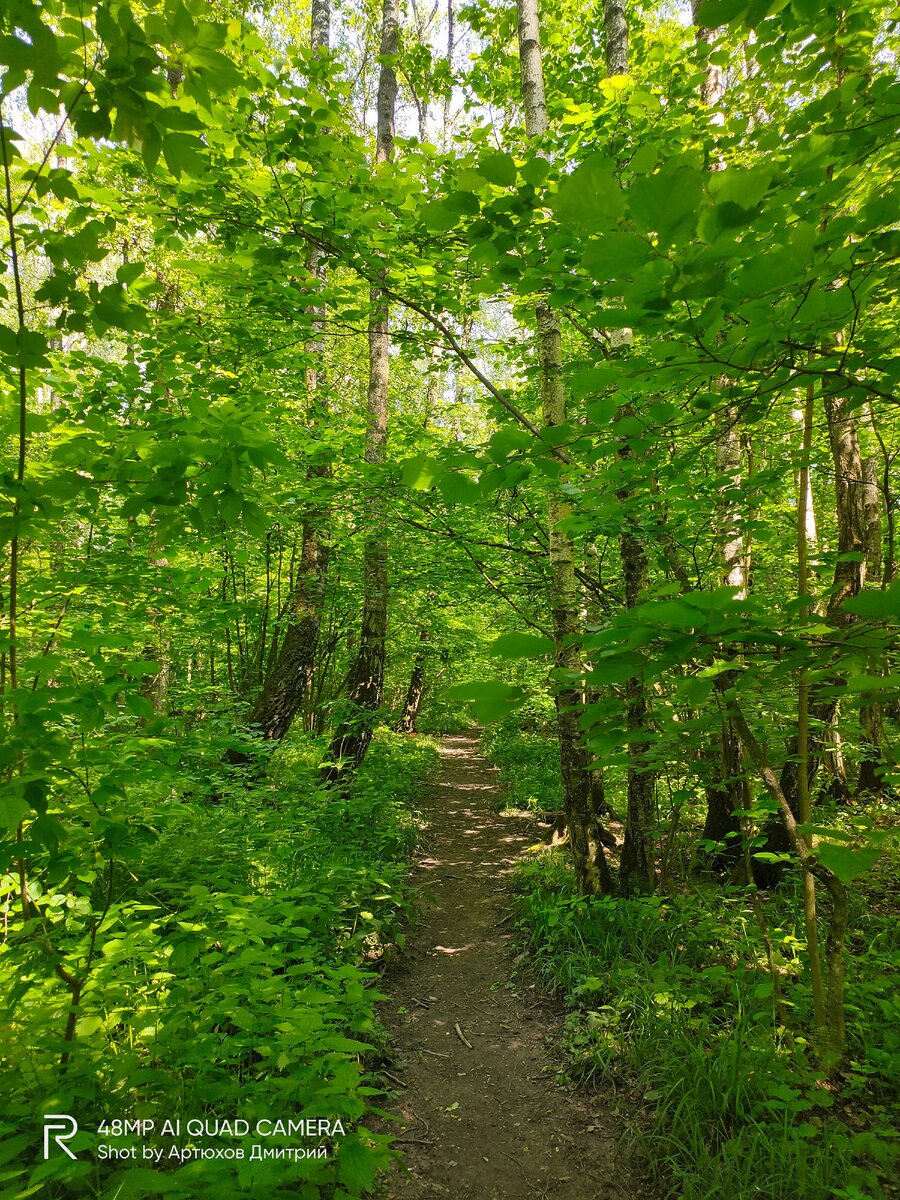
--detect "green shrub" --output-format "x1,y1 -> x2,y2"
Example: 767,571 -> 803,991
480,708 -> 562,813
0,730 -> 438,1199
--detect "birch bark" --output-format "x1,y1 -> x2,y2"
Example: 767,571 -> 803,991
516,0 -> 612,895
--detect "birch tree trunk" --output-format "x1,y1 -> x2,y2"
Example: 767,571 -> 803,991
516,0 -> 612,896
603,1 -> 628,75
323,0 -> 398,780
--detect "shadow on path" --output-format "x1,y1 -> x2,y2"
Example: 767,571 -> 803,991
374,734 -> 650,1200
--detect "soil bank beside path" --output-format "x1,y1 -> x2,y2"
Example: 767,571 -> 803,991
374,734 -> 651,1200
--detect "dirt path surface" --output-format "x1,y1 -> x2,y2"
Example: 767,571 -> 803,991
376,735 -> 649,1200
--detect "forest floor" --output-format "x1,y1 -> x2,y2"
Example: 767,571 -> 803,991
374,734 -> 650,1200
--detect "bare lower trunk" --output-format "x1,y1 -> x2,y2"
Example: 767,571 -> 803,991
241,528 -> 328,747
397,626 -> 429,733
396,655 -> 426,734
700,720 -> 743,869
618,526 -> 656,893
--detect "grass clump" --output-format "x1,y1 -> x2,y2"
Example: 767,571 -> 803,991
510,849 -> 898,1200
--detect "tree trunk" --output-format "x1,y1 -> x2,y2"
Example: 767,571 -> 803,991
602,0 -> 655,894
396,654 -> 426,734
861,455 -> 882,582
756,375 -> 869,881
700,719 -> 743,869
603,1 -> 628,75
516,0 -> 612,896
618,523 -> 656,893
824,374 -> 867,624
691,11 -> 744,871
225,0 -> 332,770
857,455 -> 886,794
723,684 -> 850,1067
699,409 -> 748,867
322,0 -> 398,781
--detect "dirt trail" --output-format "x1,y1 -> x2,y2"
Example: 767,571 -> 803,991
375,734 -> 649,1200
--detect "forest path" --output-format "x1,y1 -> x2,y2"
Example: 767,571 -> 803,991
375,734 -> 647,1200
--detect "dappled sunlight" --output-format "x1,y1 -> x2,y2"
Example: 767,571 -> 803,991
375,733 -> 645,1200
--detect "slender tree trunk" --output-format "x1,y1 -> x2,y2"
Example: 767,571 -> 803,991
857,449 -> 886,793
323,0 -> 398,780
225,0 -> 332,769
865,405 -> 895,585
723,685 -> 849,1067
758,371 -> 870,879
618,523 -> 656,892
600,0 -> 655,893
582,542 -> 608,820
516,0 -> 612,896
603,1 -> 628,75
860,455 -> 882,582
824,373 -> 867,624
396,648 -> 426,734
700,410 -> 748,866
689,8 -> 747,870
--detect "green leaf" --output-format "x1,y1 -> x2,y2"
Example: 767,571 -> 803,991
219,489 -> 242,525
709,163 -> 773,209
444,190 -> 480,216
478,152 -> 517,187
487,426 -> 533,460
816,843 -> 880,883
491,631 -> 555,658
445,681 -> 527,723
0,791 -> 31,833
842,581 -> 900,620
116,262 -> 145,286
439,472 -> 481,505
162,132 -> 207,178
552,155 -> 625,229
337,1136 -> 380,1192
696,0 -> 751,23
422,200 -> 459,232
628,159 -> 704,241
842,674 -> 900,693
582,230 -> 652,278
401,454 -> 442,489
521,155 -> 551,186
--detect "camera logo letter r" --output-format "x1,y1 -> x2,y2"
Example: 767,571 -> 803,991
43,1115 -> 78,1160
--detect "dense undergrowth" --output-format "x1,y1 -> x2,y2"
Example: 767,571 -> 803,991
0,730 -> 438,1200
484,720 -> 899,1200
480,698 -> 566,814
